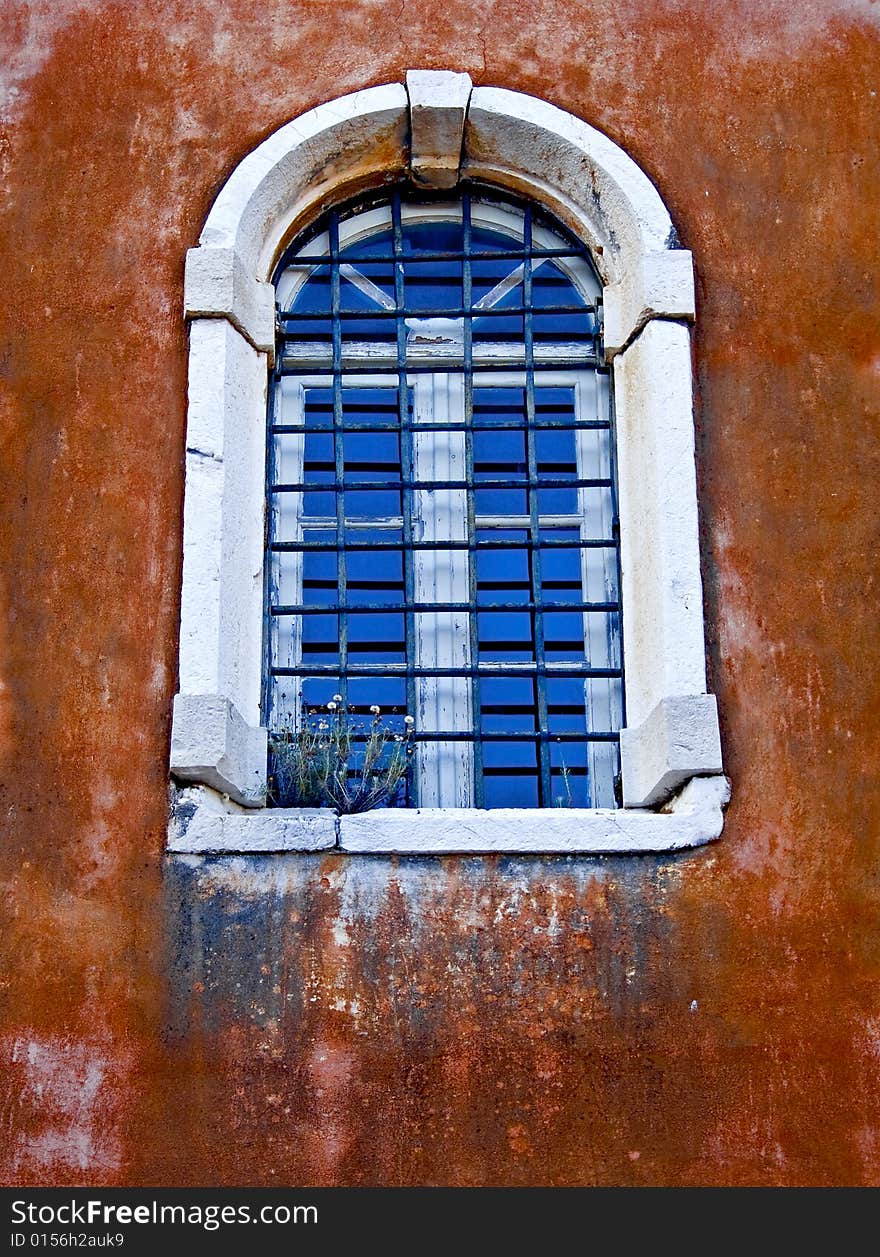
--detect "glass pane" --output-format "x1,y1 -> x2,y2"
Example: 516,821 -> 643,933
474,426 -> 526,516
536,426 -> 578,515
480,676 -> 537,736
482,739 -> 539,809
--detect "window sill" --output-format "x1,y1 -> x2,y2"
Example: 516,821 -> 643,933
168,775 -> 730,856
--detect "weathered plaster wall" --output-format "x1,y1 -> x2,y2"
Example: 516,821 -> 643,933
1,0 -> 878,1186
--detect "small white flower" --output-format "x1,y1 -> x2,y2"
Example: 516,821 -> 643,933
327,701 -> 337,712
370,704 -> 381,715
332,693 -> 343,704
404,715 -> 415,726
318,720 -> 328,731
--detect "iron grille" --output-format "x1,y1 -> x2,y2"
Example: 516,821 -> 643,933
265,186 -> 624,808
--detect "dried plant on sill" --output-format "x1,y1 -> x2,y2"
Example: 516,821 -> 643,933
553,758 -> 575,808
268,697 -> 415,814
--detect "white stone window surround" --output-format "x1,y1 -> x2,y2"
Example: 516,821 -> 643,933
169,70 -> 727,855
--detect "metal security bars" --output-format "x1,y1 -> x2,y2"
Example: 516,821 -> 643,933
265,187 -> 624,808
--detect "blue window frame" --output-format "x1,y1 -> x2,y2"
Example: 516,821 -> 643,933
265,187 -> 624,808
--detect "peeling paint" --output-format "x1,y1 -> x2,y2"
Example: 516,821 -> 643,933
0,0 -> 879,1188
3,1034 -> 129,1179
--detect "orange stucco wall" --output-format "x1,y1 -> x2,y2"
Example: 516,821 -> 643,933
1,0 -> 878,1186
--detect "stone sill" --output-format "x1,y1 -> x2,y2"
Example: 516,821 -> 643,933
168,775 -> 730,855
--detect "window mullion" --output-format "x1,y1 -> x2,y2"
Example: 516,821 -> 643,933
523,205 -> 553,807
462,190 -> 484,807
412,371 -> 473,806
392,190 -> 418,805
262,365 -> 281,729
329,210 -> 348,714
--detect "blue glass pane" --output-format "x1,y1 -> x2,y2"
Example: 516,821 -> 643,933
546,677 -> 587,729
544,610 -> 584,661
341,388 -> 402,429
300,613 -> 339,666
531,262 -> 597,341
539,529 -> 582,580
473,386 -> 524,428
347,676 -> 407,716
549,740 -> 589,807
474,426 -> 526,515
349,612 -> 405,665
480,676 -> 537,735
343,431 -> 402,518
302,431 -> 333,479
482,738 -> 539,808
536,425 -> 578,515
301,488 -> 334,518
300,677 -> 340,712
472,289 -> 523,340
478,610 -> 534,662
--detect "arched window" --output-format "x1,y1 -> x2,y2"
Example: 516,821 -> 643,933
169,72 -> 727,854
267,188 -> 621,810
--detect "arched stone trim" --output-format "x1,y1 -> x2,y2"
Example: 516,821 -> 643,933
170,71 -> 726,851
182,75 -> 695,356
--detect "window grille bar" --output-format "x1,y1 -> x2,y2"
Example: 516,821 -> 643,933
270,477 -> 612,493
283,246 -> 591,265
279,302 -> 599,323
323,765 -> 593,778
261,367 -> 280,725
329,210 -> 349,711
522,204 -> 553,806
299,639 -> 589,655
271,537 -> 618,552
392,189 -> 418,803
272,419 -> 611,434
271,663 -> 622,677
271,600 -> 620,615
297,730 -> 620,744
326,765 -> 593,779
292,520 -> 597,532
276,357 -> 604,375
462,190 -> 484,805
331,701 -> 594,715
277,402 -> 605,416
606,355 -> 627,734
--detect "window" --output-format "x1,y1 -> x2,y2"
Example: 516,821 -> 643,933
169,71 -> 727,853
267,189 -> 622,810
